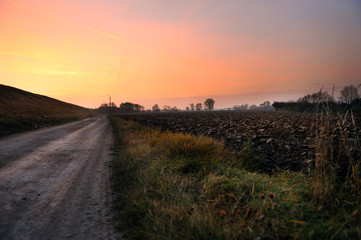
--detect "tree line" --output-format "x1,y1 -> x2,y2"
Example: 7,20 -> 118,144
95,98 -> 216,114
95,84 -> 360,114
272,85 -> 361,112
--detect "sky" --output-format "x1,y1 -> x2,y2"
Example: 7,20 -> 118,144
1,0 -> 361,109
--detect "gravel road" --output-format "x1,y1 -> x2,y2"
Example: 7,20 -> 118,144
0,115 -> 122,240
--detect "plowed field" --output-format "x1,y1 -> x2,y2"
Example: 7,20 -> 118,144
118,111 -> 361,172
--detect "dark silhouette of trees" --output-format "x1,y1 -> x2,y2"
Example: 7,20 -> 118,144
119,102 -> 144,112
134,104 -> 144,112
249,104 -> 258,110
298,90 -> 334,104
96,101 -> 143,114
196,103 -> 202,111
162,105 -> 179,112
339,85 -> 360,104
186,106 -> 190,111
203,98 -> 215,110
259,101 -> 270,107
163,105 -> 171,111
273,90 -> 335,112
190,103 -> 195,111
152,104 -> 160,112
233,104 -> 248,110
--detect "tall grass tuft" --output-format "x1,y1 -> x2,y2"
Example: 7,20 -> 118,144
312,103 -> 361,207
110,116 -> 361,239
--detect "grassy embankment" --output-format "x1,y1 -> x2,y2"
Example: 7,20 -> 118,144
111,116 -> 361,239
0,84 -> 95,136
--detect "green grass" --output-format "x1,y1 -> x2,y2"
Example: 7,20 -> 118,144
110,117 -> 361,240
0,84 -> 95,136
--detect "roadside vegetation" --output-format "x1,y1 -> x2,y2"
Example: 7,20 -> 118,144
111,114 -> 361,239
0,84 -> 95,136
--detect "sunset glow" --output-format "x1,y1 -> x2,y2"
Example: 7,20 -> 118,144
1,0 -> 361,109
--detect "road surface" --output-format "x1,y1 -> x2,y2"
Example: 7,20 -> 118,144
0,115 -> 122,239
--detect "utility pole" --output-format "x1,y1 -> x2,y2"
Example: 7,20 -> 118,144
108,95 -> 111,115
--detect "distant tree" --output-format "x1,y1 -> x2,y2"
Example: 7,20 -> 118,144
163,105 -> 171,111
259,101 -> 270,108
298,90 -> 334,104
96,103 -> 109,114
259,101 -> 274,110
134,104 -> 144,112
190,103 -> 195,111
186,106 -> 190,111
171,106 -> 179,112
204,98 -> 215,110
249,104 -> 258,110
196,103 -> 203,111
233,105 -> 240,110
272,102 -> 286,111
233,104 -> 248,111
152,104 -> 160,112
339,85 -> 360,104
119,102 -> 134,112
241,104 -> 249,110
119,102 -> 144,112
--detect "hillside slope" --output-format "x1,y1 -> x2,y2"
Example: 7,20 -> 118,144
0,84 -> 95,136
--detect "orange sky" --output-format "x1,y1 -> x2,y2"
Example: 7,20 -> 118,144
1,0 -> 361,109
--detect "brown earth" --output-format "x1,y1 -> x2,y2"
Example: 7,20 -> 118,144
118,111 -> 361,172
0,115 -> 122,240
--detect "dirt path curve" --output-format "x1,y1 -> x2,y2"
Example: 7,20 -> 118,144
0,115 -> 122,240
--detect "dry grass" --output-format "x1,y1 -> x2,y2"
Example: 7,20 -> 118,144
312,106 -> 361,206
0,84 -> 95,136
111,116 -> 361,239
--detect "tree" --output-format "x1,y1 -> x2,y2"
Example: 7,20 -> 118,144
119,102 -> 144,112
134,104 -> 144,112
259,101 -> 270,108
298,90 -> 334,104
196,103 -> 203,111
186,106 -> 190,111
233,104 -> 248,111
152,104 -> 160,112
190,103 -> 195,111
171,106 -> 178,112
204,98 -> 215,110
339,85 -> 360,104
249,104 -> 258,110
119,102 -> 134,112
163,105 -> 171,111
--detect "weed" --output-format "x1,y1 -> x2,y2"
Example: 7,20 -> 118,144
312,104 -> 361,206
110,116 -> 361,239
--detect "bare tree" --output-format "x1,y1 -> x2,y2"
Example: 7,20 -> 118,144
249,104 -> 258,110
190,103 -> 195,111
298,90 -> 334,104
339,85 -> 360,104
203,98 -> 215,110
260,101 -> 270,107
171,106 -> 178,112
163,105 -> 171,111
152,104 -> 160,112
196,103 -> 203,111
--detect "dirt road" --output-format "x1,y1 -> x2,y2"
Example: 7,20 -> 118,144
0,115 -> 122,239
